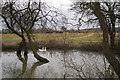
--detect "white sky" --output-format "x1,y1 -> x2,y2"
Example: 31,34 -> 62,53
0,0 -> 99,30
42,0 -> 72,8
1,0 -> 74,30
42,0 -> 77,30
42,0 -> 73,16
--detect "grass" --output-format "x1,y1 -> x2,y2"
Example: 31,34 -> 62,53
2,32 -> 120,51
2,34 -> 22,46
32,32 -> 103,44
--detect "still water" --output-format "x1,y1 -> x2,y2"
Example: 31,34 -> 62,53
2,50 -> 120,78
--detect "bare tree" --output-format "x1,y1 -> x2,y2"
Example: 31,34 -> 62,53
71,2 -> 120,78
1,0 -> 50,62
71,2 -> 120,49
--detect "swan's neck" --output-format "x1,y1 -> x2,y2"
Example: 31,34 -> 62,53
44,47 -> 46,51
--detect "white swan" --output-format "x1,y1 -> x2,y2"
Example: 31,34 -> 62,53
38,47 -> 46,51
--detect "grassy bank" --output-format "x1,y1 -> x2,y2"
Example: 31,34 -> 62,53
2,33 -> 120,52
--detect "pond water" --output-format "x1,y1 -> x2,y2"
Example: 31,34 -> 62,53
2,50 -> 120,78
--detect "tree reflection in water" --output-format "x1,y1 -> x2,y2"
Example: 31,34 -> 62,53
4,41 -> 48,78
60,50 -> 119,78
2,50 -> 120,78
16,52 -> 47,78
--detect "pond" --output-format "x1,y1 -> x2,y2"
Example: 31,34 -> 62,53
2,50 -> 120,78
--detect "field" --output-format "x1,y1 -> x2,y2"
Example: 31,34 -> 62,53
2,32 -> 120,51
2,33 -> 103,45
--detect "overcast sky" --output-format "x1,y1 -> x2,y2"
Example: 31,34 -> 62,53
1,0 -> 110,30
42,0 -> 72,8
43,0 -> 73,16
0,0 -> 74,30
0,0 -> 103,30
1,0 -> 77,30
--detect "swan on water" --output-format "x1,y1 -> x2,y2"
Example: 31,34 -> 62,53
38,47 -> 46,51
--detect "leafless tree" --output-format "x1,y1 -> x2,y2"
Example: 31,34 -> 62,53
71,2 -> 120,78
71,2 -> 120,49
1,0 -> 52,62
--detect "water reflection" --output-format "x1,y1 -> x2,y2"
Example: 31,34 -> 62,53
2,51 -> 48,78
17,53 -> 28,78
17,52 -> 48,78
2,50 -> 120,78
61,51 -> 117,78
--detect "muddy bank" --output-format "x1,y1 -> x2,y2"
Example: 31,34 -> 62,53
2,42 -> 120,53
1,43 -> 101,52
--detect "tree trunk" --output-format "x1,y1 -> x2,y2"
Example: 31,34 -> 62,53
110,33 -> 115,49
92,3 -> 120,78
105,51 -> 120,78
92,2 -> 109,50
16,38 -> 28,77
103,31 -> 109,50
26,32 -> 49,62
23,40 -> 28,56
99,16 -> 120,79
17,39 -> 25,55
17,37 -> 28,55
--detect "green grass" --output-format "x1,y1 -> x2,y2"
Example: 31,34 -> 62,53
2,32 -> 120,47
